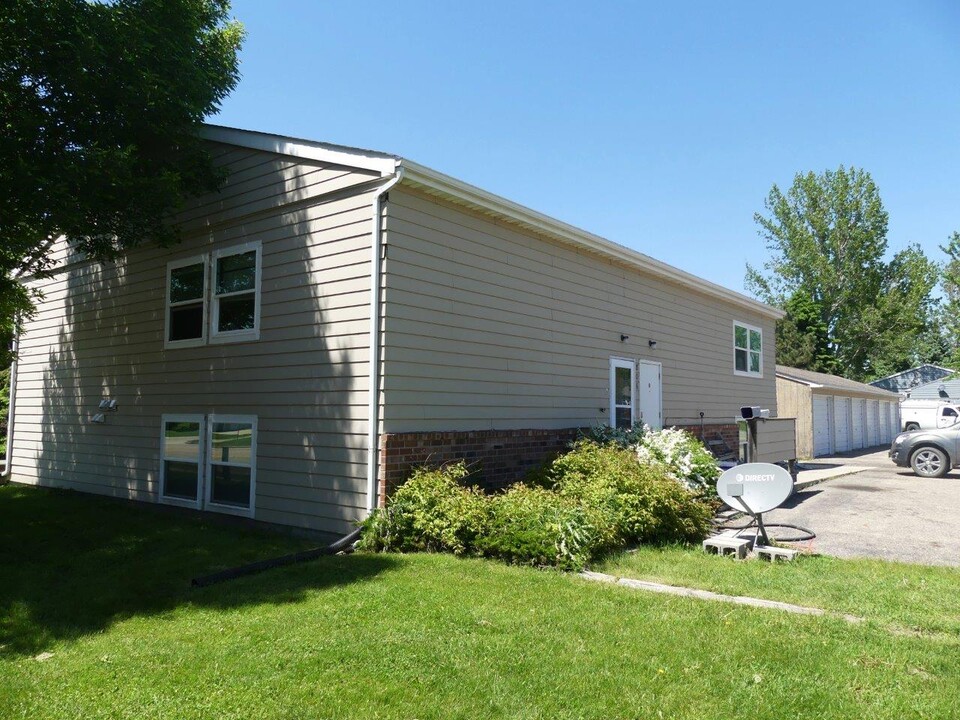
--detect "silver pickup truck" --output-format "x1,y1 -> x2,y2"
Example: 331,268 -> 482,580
889,426 -> 960,478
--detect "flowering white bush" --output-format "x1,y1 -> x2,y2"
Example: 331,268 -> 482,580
633,426 -> 720,492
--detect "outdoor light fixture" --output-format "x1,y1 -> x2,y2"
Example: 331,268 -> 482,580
648,339 -> 657,348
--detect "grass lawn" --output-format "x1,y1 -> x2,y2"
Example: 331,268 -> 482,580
2,484 -> 960,720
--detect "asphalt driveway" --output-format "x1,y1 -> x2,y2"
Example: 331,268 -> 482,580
764,448 -> 960,567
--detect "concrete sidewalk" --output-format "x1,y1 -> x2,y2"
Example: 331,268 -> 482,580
793,447 -> 886,490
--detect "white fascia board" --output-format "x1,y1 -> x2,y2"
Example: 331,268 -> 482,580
202,125 -> 398,176
398,160 -> 785,320
775,372 -> 822,388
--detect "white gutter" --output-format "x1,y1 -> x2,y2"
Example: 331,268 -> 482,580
366,167 -> 405,513
2,332 -> 19,481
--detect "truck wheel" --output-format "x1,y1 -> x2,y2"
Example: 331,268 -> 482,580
911,446 -> 949,478
905,423 -> 920,431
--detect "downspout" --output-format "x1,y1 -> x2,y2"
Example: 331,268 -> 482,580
366,166 -> 405,513
2,331 -> 19,482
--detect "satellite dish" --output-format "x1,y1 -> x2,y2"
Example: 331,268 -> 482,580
716,463 -> 793,514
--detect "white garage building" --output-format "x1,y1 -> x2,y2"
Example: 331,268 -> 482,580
776,365 -> 900,458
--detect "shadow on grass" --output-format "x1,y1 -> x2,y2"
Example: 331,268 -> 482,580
0,484 -> 397,658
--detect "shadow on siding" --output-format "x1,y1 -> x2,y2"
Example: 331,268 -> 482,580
31,165 -> 374,533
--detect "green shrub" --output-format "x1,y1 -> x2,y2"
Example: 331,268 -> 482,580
475,484 -> 596,570
358,462 -> 488,555
0,367 -> 8,458
360,439 -> 713,570
634,427 -> 720,494
547,440 -> 712,545
578,421 -> 647,449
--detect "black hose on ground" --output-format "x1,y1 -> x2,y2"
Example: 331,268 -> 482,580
715,516 -> 816,543
191,527 -> 363,588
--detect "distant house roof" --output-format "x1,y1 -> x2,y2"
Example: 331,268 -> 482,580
776,365 -> 900,399
905,378 -> 960,401
869,364 -> 955,393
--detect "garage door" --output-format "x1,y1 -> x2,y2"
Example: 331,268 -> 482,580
812,395 -> 833,456
879,402 -> 890,443
890,402 -> 900,434
834,396 -> 851,452
867,400 -> 879,446
851,399 -> 865,449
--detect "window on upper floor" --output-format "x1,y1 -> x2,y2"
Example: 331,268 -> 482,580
166,256 -> 207,347
212,243 -> 261,342
734,321 -> 762,378
165,242 -> 261,348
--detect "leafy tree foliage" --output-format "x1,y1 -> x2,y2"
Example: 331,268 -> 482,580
747,166 -> 938,381
0,0 -> 244,337
775,293 -> 833,373
939,232 -> 960,366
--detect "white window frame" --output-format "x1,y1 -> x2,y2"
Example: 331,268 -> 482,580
164,254 -> 209,349
204,414 -> 257,518
159,414 -> 206,510
609,357 -> 636,429
210,241 -> 262,344
733,321 -> 763,378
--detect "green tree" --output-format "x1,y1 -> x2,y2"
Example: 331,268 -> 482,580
747,166 -> 938,381
939,231 -> 960,365
0,0 -> 244,336
775,293 -> 833,372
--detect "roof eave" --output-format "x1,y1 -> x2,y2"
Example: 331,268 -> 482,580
201,124 -> 399,176
775,372 -> 823,389
399,160 -> 784,320
198,124 -> 784,321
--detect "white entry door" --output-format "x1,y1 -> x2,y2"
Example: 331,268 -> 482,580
638,360 -> 662,430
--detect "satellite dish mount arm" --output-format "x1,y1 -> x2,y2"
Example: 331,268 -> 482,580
731,496 -> 771,546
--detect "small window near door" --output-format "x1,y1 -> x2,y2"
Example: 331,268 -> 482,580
160,415 -> 204,507
609,358 -> 635,429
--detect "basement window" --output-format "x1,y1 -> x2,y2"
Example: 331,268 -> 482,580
159,413 -> 257,518
160,415 -> 204,508
206,416 -> 257,514
734,321 -> 762,378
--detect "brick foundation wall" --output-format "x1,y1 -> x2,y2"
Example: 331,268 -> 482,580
378,423 -> 741,503
674,423 -> 741,458
378,428 -> 580,502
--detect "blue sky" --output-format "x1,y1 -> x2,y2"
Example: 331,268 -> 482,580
215,1 -> 960,295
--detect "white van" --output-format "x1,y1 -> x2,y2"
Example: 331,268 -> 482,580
900,399 -> 960,431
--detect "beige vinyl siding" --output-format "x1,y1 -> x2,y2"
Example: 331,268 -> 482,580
11,147 -> 382,535
776,378 -> 812,458
381,187 -> 777,432
752,418 -> 797,463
